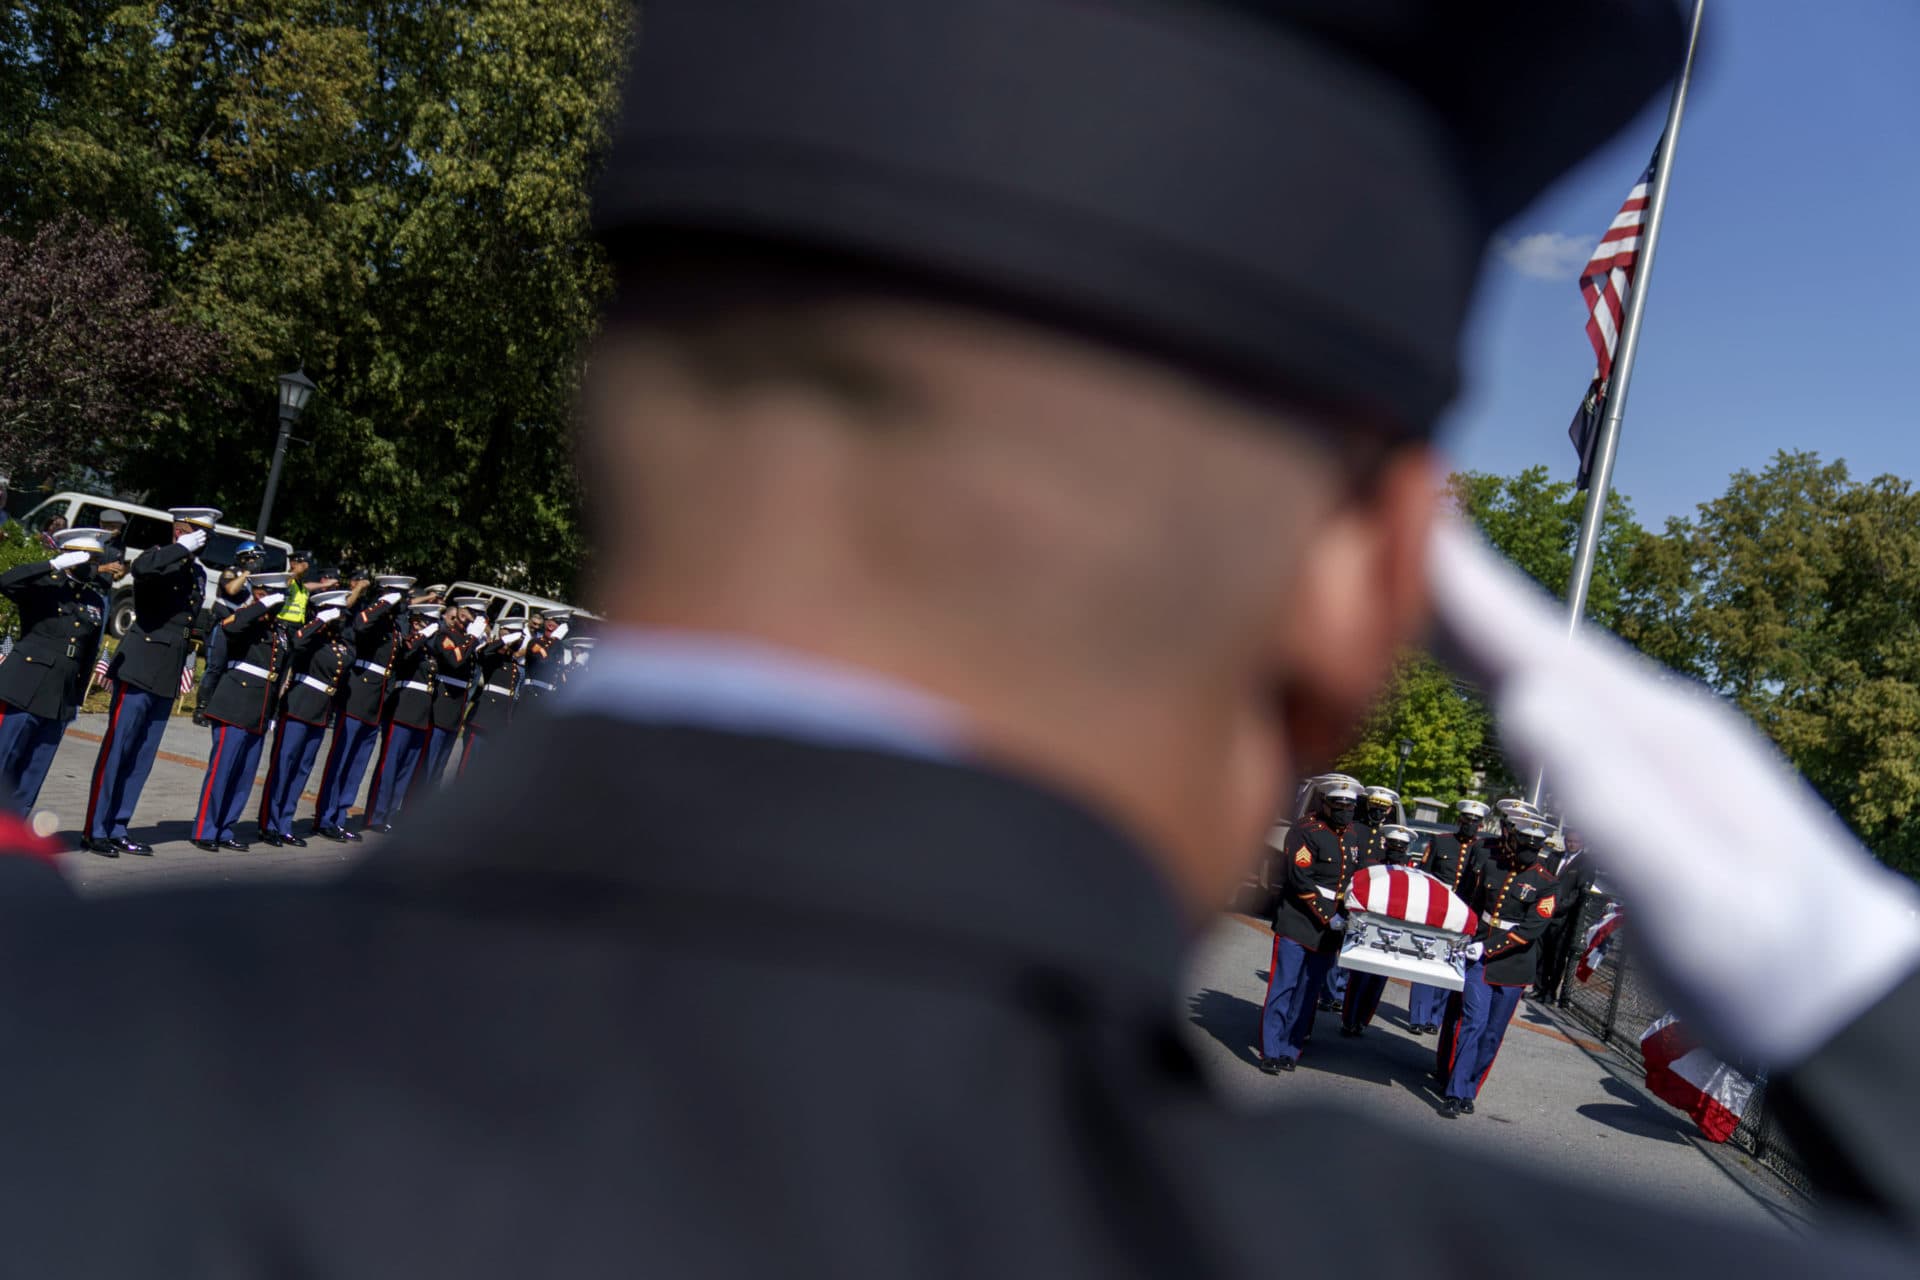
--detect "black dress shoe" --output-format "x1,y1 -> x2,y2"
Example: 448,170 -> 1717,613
87,838 -> 119,859
280,833 -> 308,848
218,838 -> 250,853
314,826 -> 349,843
191,839 -> 220,852
1258,1056 -> 1295,1075
1459,1099 -> 1476,1115
1339,1025 -> 1363,1038
341,828 -> 364,842
365,823 -> 394,835
1440,1097 -> 1462,1119
1316,997 -> 1340,1012
115,838 -> 153,856
259,831 -> 286,848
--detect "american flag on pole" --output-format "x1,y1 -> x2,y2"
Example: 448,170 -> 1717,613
1569,147 -> 1659,489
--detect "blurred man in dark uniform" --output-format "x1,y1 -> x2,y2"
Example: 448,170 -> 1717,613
190,572 -> 289,852
363,603 -> 443,833
1535,827 -> 1599,1001
0,528 -> 115,815
458,618 -> 525,776
256,590 -> 353,848
83,506 -> 217,856
312,573 -> 411,841
0,5 -> 1917,1276
1261,777 -> 1358,1071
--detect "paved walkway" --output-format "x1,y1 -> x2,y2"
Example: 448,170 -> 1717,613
1182,914 -> 1810,1230
35,712 -> 370,893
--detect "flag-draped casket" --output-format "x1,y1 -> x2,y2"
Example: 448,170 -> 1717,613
1338,865 -> 1480,991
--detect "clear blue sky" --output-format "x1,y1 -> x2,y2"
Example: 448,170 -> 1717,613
1443,0 -> 1920,527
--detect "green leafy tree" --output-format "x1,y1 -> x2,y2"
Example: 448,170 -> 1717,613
1335,656 -> 1488,802
1448,464 -> 1643,628
2,1 -> 632,594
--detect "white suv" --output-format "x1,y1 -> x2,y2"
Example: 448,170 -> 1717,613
19,492 -> 295,637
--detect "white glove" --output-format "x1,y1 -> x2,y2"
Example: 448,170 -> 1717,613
50,551 -> 90,571
379,591 -> 403,606
177,529 -> 208,553
420,622 -> 440,639
551,622 -> 570,642
1463,941 -> 1485,962
515,631 -> 533,654
1327,913 -> 1346,933
1430,521 -> 1920,1065
257,593 -> 285,610
316,608 -> 342,624
466,619 -> 488,640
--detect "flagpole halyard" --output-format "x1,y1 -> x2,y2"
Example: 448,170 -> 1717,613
1532,0 -> 1705,809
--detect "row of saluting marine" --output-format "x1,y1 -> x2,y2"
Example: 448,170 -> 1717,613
0,513 -> 591,858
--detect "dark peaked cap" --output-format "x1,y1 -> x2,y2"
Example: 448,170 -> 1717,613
594,0 -> 1684,437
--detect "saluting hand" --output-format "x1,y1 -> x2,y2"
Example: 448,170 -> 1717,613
466,618 -> 488,641
50,551 -> 91,571
257,593 -> 286,610
316,608 -> 343,624
177,529 -> 209,553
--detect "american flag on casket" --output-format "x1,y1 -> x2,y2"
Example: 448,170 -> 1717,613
1338,866 -> 1481,991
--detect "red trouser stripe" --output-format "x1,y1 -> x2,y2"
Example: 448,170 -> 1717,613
86,681 -> 128,835
258,717 -> 289,831
194,726 -> 227,842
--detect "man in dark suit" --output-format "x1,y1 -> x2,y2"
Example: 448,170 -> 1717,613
1535,828 -> 1601,1001
82,505 -> 217,856
0,4 -> 1916,1276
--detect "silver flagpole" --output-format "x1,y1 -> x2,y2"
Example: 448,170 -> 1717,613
1531,0 -> 1705,809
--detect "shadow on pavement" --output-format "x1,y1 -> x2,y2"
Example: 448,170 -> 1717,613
1186,988 -> 1265,1069
1573,1076 -> 1692,1144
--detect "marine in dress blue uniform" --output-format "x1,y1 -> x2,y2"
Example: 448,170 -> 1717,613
363,603 -> 443,832
0,530 -> 114,815
190,573 -> 290,851
1324,784 -> 1398,1009
1437,808 -> 1559,1116
313,574 -> 412,840
518,610 -> 571,704
194,542 -> 263,721
83,506 -> 217,857
1406,797 -> 1492,1034
458,620 -> 525,776
256,590 -> 353,847
1259,776 -> 1358,1071
419,600 -> 488,788
1339,823 -> 1419,1035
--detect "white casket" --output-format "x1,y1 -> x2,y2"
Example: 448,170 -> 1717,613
1337,865 -> 1480,992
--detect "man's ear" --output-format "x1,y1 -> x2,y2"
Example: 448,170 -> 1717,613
1271,449 -> 1441,774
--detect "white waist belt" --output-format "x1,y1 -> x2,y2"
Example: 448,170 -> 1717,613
526,678 -> 555,691
354,660 -> 386,674
296,674 -> 334,694
1316,885 -> 1336,899
226,661 -> 271,679
485,683 -> 515,696
398,680 -> 433,693
1492,917 -> 1516,931
437,676 -> 469,689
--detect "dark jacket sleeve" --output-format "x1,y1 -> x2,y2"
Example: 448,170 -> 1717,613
131,542 -> 193,575
1770,966 -> 1920,1237
1280,828 -> 1333,929
1485,898 -> 1553,960
0,561 -> 56,594
221,600 -> 273,630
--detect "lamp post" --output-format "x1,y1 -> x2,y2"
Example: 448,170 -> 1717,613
1394,737 -> 1413,795
257,366 -> 316,541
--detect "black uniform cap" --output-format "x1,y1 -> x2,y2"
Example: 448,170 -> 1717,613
592,0 -> 1685,438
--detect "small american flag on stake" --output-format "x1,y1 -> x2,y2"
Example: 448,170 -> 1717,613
1569,147 -> 1658,489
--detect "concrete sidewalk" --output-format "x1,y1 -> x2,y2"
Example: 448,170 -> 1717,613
1182,914 -> 1809,1231
36,711 -> 374,893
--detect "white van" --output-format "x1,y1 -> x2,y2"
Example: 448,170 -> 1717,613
425,579 -> 597,633
19,492 -> 295,637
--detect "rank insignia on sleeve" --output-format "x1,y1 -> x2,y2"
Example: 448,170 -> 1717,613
1536,895 -> 1556,919
1294,847 -> 1313,868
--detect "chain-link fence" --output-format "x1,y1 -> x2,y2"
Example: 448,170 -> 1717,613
1550,890 -> 1815,1200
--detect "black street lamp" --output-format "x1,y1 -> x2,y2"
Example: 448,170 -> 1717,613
1394,736 -> 1414,795
257,366 -> 317,541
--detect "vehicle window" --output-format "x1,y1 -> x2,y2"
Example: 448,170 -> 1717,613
75,505 -> 169,550
20,500 -> 70,532
199,532 -> 244,570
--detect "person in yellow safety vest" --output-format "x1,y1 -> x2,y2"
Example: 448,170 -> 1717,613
279,550 -> 315,627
